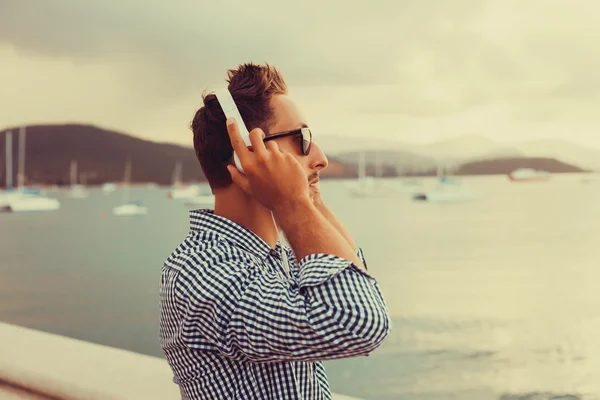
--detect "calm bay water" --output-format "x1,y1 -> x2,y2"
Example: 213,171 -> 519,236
1,174 -> 600,400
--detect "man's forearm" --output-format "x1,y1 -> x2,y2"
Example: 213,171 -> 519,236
274,199 -> 365,269
315,202 -> 358,250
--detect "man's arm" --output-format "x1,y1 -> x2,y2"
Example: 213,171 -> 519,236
313,196 -> 357,248
280,195 -> 366,269
171,244 -> 390,364
273,198 -> 364,270
311,194 -> 367,267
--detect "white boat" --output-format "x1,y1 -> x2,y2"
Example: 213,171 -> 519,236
6,196 -> 60,212
0,188 -> 60,212
67,160 -> 89,198
68,184 -> 88,198
347,152 -> 389,197
412,182 -> 477,203
167,161 -> 202,199
184,187 -> 215,207
168,184 -> 201,199
347,176 -> 378,197
0,191 -> 19,211
413,165 -> 477,203
112,160 -> 147,216
0,188 -> 46,208
395,177 -> 423,194
508,168 -> 551,182
102,182 -> 117,194
1,128 -> 61,213
112,201 -> 147,216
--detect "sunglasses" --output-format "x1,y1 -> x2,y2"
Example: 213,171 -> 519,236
262,127 -> 312,155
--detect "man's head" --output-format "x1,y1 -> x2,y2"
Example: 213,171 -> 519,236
191,63 -> 328,192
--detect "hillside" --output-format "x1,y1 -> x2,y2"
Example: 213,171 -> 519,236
0,124 -> 353,185
0,124 -> 203,185
515,139 -> 600,171
455,157 -> 587,175
317,134 -> 600,171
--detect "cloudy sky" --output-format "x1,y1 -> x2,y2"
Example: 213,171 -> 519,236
1,0 -> 600,148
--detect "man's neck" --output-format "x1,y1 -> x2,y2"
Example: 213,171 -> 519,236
213,187 -> 279,248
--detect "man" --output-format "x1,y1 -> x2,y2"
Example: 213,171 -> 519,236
159,63 -> 391,400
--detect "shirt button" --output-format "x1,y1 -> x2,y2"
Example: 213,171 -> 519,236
269,249 -> 278,257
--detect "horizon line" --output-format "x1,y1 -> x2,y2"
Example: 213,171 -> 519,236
1,121 -> 599,151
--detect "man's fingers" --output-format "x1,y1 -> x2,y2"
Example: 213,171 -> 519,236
264,139 -> 280,153
248,128 -> 267,155
226,117 -> 249,160
227,165 -> 252,194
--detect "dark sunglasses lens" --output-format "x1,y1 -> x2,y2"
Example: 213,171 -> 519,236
302,129 -> 312,155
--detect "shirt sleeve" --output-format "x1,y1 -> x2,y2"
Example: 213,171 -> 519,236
355,247 -> 368,270
174,244 -> 391,363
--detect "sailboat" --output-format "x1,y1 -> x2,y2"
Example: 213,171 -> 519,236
0,131 -> 17,211
164,161 -> 212,206
112,159 -> 148,216
183,185 -> 215,207
347,151 -> 385,197
412,164 -> 477,203
167,161 -> 201,200
1,128 -> 60,212
102,182 -> 117,194
67,160 -> 88,198
395,165 -> 424,194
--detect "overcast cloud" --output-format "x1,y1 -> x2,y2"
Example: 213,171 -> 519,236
1,0 -> 599,147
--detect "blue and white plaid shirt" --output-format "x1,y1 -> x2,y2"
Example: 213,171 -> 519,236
159,209 -> 391,399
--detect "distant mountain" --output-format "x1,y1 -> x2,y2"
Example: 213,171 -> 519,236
317,134 -> 600,171
456,157 -> 587,176
515,139 -> 600,171
0,124 -> 204,186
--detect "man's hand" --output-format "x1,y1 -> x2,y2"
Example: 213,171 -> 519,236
226,117 -> 364,269
226,117 -> 310,214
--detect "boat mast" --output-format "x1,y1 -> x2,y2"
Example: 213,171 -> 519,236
123,159 -> 132,203
17,126 -> 26,189
70,160 -> 78,187
5,131 -> 13,189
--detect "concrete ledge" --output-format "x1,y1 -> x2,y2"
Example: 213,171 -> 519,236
0,322 -> 362,400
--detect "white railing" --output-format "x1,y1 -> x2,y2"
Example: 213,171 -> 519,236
0,322 -> 362,400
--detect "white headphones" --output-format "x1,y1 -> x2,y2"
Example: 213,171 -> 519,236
214,88 -> 251,173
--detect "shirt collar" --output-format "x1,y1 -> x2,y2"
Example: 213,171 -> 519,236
189,209 -> 276,261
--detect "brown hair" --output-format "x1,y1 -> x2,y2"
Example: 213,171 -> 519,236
191,63 -> 288,189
